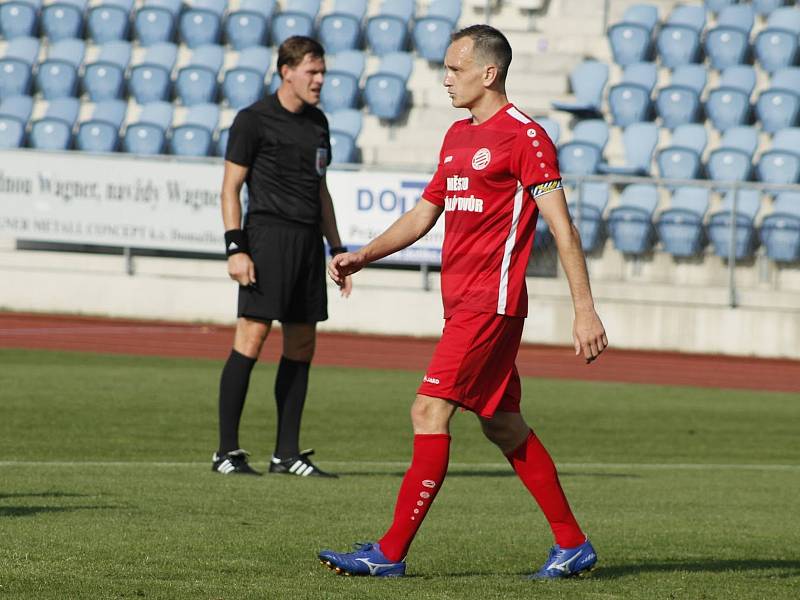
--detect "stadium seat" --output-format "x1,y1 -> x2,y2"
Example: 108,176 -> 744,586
41,0 -> 87,41
366,0 -> 414,56
757,127 -> 800,185
607,3 -> 658,66
656,123 -> 707,180
754,0 -> 785,18
216,109 -> 236,157
760,192 -> 800,262
655,64 -> 706,129
328,108 -> 362,163
704,0 -> 736,13
704,4 -> 754,71
134,0 -> 182,46
225,0 -> 277,50
87,0 -> 134,43
269,71 -> 281,94
656,186 -> 710,257
82,41 -> 131,102
707,188 -> 762,260
607,184 -> 660,255
320,49 -> 364,112
123,100 -> 173,154
413,0 -> 461,63
656,4 -> 705,68
535,116 -> 559,144
129,42 -> 177,104
551,60 -> 608,119
363,51 -> 413,121
0,37 -> 40,100
598,121 -> 657,176
35,38 -> 85,99
608,61 -> 657,126
29,96 -> 79,149
0,95 -> 33,148
271,0 -> 320,47
179,0 -> 225,48
169,102 -> 219,156
176,44 -> 224,107
558,119 -> 609,176
223,46 -> 271,109
754,7 -> 800,73
706,65 -> 756,132
755,68 -> 800,134
568,181 -> 609,253
0,0 -> 42,39
707,126 -> 758,184
76,99 -> 127,152
319,0 -> 367,54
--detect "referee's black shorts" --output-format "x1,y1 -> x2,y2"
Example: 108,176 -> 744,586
237,217 -> 328,324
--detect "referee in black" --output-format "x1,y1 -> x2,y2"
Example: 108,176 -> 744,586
212,36 -> 351,477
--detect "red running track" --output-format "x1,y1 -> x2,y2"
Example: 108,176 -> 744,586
0,312 -> 798,393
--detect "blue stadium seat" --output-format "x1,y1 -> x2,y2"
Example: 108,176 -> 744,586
366,0 -> 414,56
755,68 -> 800,134
551,60 -> 608,119
0,37 -> 40,100
705,0 -> 736,13
535,117 -> 559,144
82,41 -> 131,101
179,0 -> 225,48
87,0 -> 134,43
216,110 -> 235,157
364,51 -> 413,121
269,70 -> 281,94
754,0 -> 785,17
223,46 -> 271,109
413,0 -> 461,63
29,96 -> 79,149
76,99 -> 127,152
607,184 -> 660,255
35,38 -> 85,99
568,181 -> 609,253
134,0 -> 182,46
707,188 -> 762,260
319,0 -> 367,54
0,0 -> 42,39
328,108 -> 362,163
656,64 -> 706,129
0,95 -> 33,148
760,192 -> 800,262
123,100 -> 173,154
558,119 -> 609,176
170,102 -> 219,156
41,0 -> 87,41
225,0 -> 276,50
598,121 -> 657,176
704,4 -> 754,70
129,42 -> 177,104
754,7 -> 800,73
757,127 -> 800,185
608,61 -> 656,126
707,126 -> 758,184
656,4 -> 705,68
271,0 -> 320,47
706,65 -> 756,132
656,123 -> 707,180
656,186 -> 710,257
176,44 -> 224,106
320,49 -> 364,112
607,3 -> 658,66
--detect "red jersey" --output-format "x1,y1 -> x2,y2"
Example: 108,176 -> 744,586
422,103 -> 562,318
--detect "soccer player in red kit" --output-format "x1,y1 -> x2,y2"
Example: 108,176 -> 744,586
320,24 -> 608,579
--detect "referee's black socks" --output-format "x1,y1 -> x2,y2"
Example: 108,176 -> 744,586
218,349 -> 257,455
274,356 -> 311,460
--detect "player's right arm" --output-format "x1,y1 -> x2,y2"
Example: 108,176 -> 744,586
221,160 -> 256,286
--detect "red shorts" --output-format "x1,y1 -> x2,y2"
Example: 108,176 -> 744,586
417,311 -> 524,418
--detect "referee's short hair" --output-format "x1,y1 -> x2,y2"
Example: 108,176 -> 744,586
451,25 -> 512,84
277,36 -> 325,78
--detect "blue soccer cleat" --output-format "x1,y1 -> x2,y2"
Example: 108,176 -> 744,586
529,538 -> 597,579
318,542 -> 406,577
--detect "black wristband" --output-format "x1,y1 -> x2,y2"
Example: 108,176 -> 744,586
225,229 -> 249,257
329,245 -> 347,257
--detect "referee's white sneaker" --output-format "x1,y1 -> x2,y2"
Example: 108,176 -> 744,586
269,449 -> 338,478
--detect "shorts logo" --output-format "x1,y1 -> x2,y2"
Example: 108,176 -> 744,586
532,179 -> 563,199
526,128 -> 537,138
315,147 -> 328,176
444,155 -> 453,163
471,148 -> 491,170
422,480 -> 437,489
423,375 -> 440,385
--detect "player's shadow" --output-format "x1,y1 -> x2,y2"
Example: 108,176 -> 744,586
0,491 -> 90,500
334,470 -> 640,479
0,505 -> 118,518
594,559 -> 800,580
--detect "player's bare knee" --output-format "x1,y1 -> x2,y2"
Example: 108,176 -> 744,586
234,318 -> 270,358
410,396 -> 452,434
282,324 -> 316,362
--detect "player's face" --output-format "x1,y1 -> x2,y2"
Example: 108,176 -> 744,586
284,53 -> 326,105
443,37 -> 486,109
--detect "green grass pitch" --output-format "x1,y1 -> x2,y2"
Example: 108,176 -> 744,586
0,349 -> 798,599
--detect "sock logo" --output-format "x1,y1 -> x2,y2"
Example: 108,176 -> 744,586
422,480 -> 436,489
419,491 -> 430,499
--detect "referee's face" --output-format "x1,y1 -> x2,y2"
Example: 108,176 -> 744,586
284,53 -> 326,106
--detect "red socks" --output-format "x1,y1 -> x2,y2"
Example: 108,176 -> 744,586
378,433 -> 451,562
506,430 -> 585,549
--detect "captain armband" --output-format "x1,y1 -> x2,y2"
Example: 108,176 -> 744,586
531,179 -> 563,199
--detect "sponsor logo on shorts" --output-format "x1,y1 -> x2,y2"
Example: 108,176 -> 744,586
422,480 -> 437,488
444,155 -> 453,163
471,148 -> 491,170
422,375 -> 440,385
532,179 -> 563,198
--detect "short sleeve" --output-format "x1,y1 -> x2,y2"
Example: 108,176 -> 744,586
422,162 -> 446,207
511,123 -> 562,197
225,110 -> 261,167
319,110 -> 332,166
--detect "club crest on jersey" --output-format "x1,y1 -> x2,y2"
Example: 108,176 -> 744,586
315,147 -> 328,176
532,179 -> 563,198
471,148 -> 491,170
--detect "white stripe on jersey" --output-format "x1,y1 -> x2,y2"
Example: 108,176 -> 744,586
497,185 -> 524,314
506,106 -> 531,124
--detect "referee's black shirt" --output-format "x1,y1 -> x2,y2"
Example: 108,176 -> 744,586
225,93 -> 332,226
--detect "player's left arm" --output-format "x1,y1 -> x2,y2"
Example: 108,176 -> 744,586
319,175 -> 352,297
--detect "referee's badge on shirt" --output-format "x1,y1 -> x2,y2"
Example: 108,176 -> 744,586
316,148 -> 328,176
